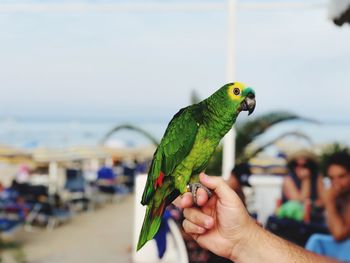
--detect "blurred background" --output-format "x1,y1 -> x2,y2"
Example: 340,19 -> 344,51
0,0 -> 349,262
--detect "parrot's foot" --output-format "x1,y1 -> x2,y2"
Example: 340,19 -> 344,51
187,183 -> 212,205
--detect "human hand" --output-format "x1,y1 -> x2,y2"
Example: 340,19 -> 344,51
176,173 -> 256,261
323,186 -> 341,204
296,167 -> 311,180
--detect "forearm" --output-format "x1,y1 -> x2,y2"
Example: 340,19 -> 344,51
284,178 -> 311,201
232,223 -> 339,263
325,201 -> 350,240
300,179 -> 311,201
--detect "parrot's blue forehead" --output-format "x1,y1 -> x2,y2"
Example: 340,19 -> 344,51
243,87 -> 255,97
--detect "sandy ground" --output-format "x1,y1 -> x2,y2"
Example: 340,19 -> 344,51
3,194 -> 135,263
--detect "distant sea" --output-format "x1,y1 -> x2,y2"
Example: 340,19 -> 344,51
0,118 -> 349,150
0,118 -> 168,149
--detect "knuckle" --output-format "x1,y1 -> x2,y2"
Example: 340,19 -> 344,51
183,220 -> 191,233
192,212 -> 200,223
182,219 -> 187,229
218,177 -> 224,184
183,219 -> 202,234
183,208 -> 189,218
184,208 -> 205,226
184,208 -> 197,221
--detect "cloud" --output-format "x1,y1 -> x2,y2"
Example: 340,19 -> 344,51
0,2 -> 349,123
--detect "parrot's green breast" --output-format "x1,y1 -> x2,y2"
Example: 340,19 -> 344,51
172,125 -> 222,193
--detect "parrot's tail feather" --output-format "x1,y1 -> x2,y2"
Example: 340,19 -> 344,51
137,201 -> 166,251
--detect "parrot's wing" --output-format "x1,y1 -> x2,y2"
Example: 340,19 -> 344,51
141,104 -> 203,205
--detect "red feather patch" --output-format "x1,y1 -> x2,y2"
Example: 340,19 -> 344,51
154,171 -> 165,189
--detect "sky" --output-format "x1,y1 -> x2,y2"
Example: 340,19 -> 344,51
0,0 -> 349,124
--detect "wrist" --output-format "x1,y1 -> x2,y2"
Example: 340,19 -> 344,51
229,218 -> 261,262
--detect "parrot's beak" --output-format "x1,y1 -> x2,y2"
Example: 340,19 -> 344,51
240,93 -> 256,115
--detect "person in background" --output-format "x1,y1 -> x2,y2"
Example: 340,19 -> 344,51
16,164 -> 30,184
97,162 -> 129,195
306,150 -> 350,262
282,150 -> 324,206
11,164 -> 31,200
97,164 -> 118,194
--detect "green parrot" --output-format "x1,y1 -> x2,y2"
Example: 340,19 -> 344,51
137,82 -> 256,251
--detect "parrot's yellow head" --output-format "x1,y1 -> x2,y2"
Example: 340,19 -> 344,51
225,82 -> 256,115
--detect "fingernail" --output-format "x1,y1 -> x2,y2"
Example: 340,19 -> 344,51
197,194 -> 202,203
200,173 -> 208,181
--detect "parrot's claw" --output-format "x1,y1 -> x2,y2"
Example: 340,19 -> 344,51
187,183 -> 212,205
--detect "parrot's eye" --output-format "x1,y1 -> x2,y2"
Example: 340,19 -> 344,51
233,88 -> 241,96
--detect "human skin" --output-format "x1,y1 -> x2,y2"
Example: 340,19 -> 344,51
283,158 -> 324,205
323,164 -> 350,241
176,173 -> 339,263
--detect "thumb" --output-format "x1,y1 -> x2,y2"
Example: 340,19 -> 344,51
199,173 -> 235,201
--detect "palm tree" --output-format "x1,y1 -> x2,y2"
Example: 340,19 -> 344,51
206,111 -> 318,175
235,111 -> 317,162
100,124 -> 159,147
243,130 -> 312,162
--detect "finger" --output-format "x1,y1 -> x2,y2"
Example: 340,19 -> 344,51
183,207 -> 214,229
172,196 -> 182,207
199,173 -> 235,200
195,188 -> 209,206
180,192 -> 194,208
202,195 -> 218,216
182,219 -> 206,235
